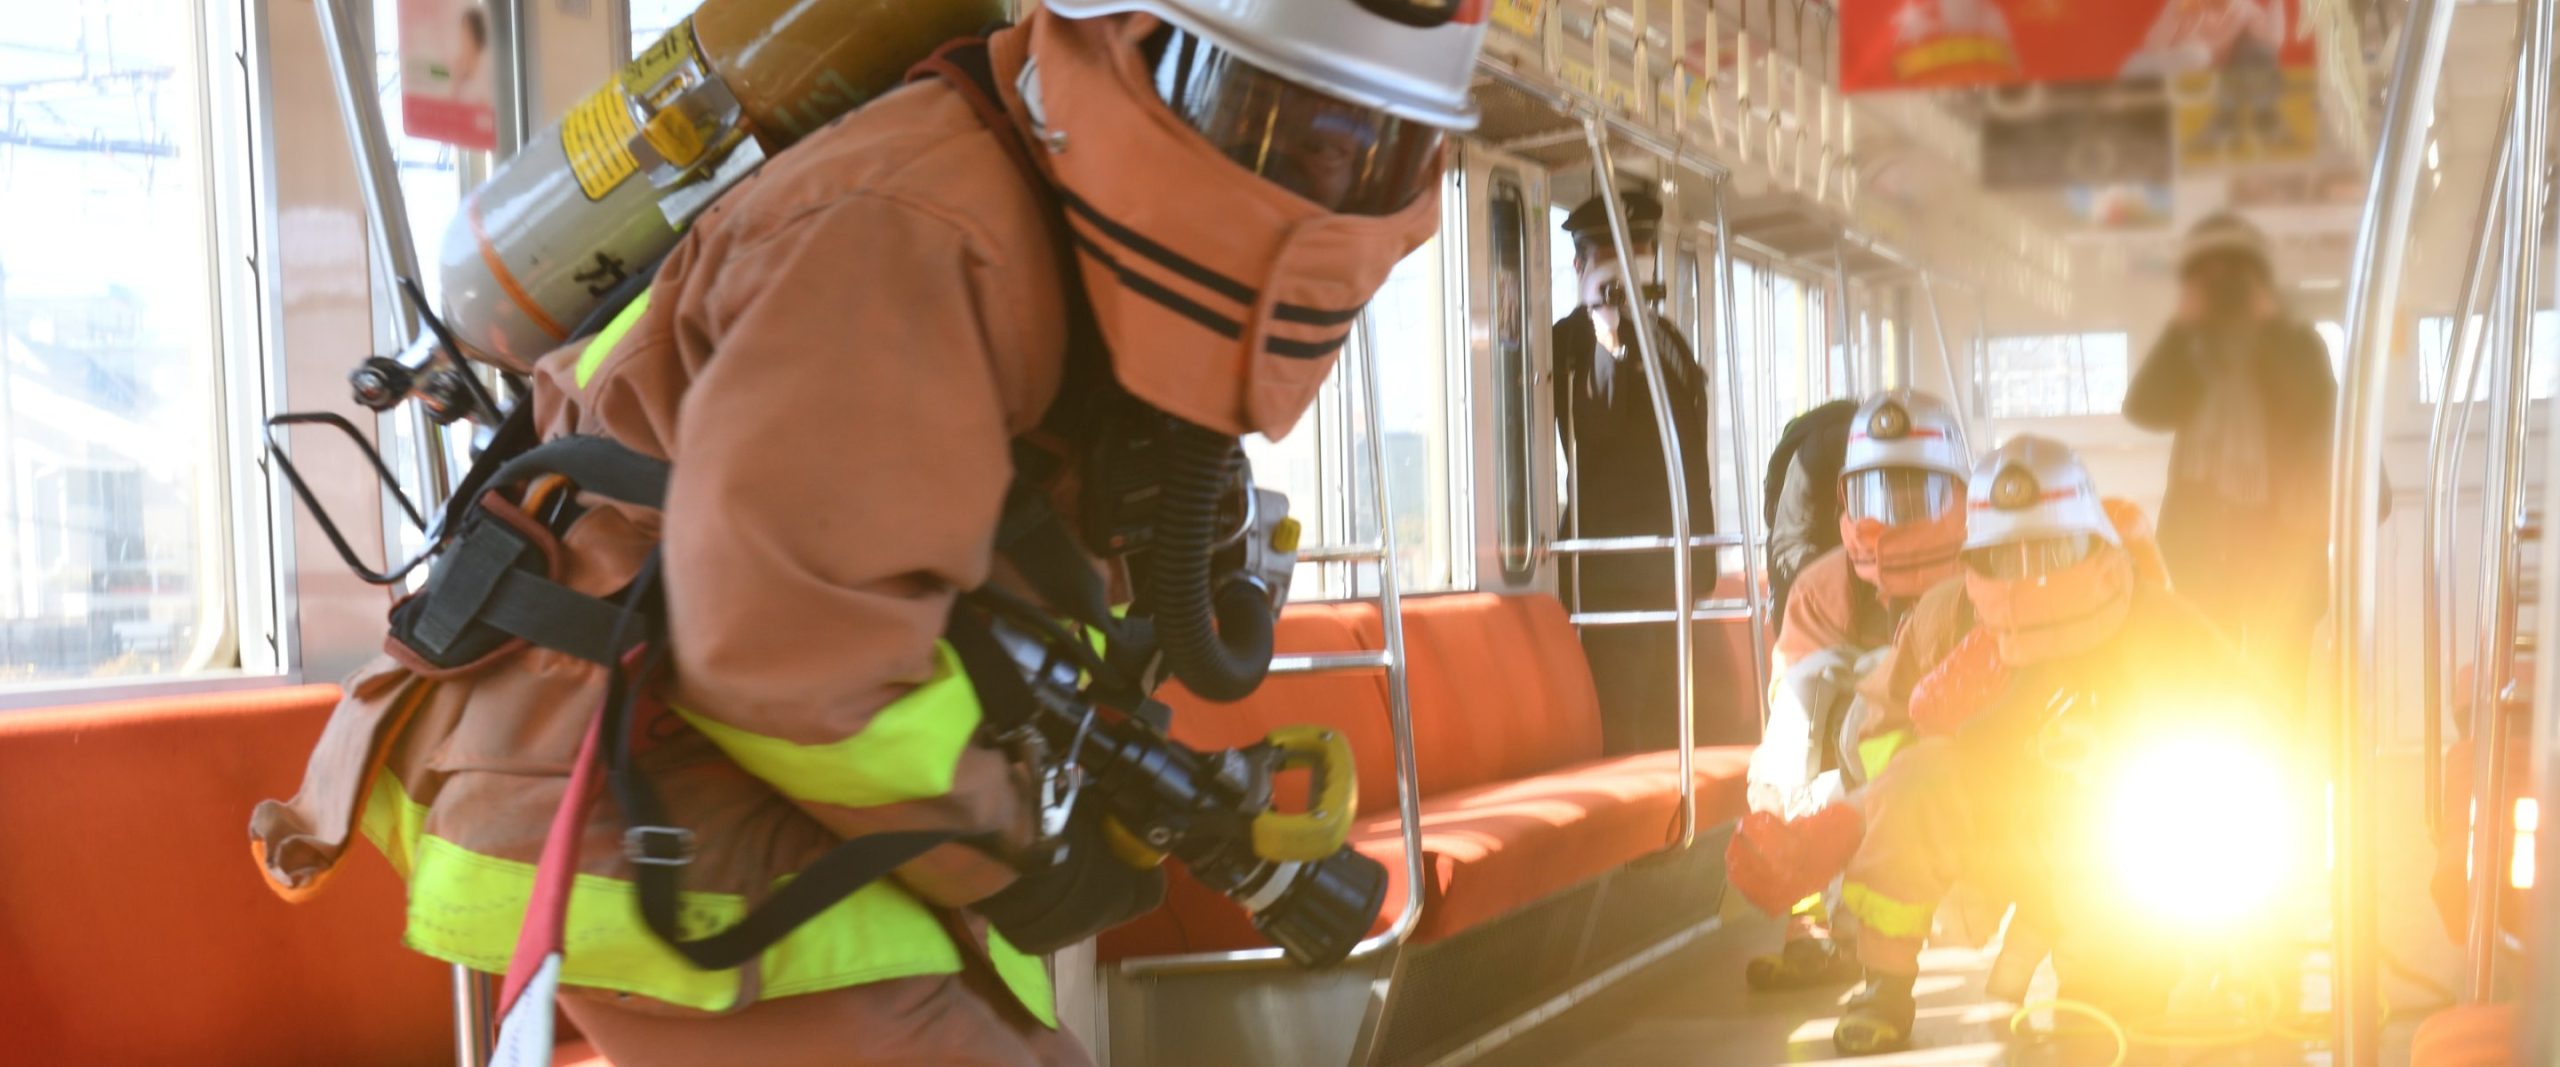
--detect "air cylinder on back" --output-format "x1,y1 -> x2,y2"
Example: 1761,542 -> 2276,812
437,0 -> 1003,372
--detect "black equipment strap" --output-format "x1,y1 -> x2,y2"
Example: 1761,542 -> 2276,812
599,551 -> 979,971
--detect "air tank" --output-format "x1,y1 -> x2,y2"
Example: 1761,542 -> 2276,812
436,0 -> 1004,372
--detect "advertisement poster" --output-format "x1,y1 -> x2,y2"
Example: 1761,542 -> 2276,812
2066,183 -> 2175,230
1842,0 -> 2315,93
400,0 -> 497,150
1981,96 -> 2174,191
2171,67 -> 2322,169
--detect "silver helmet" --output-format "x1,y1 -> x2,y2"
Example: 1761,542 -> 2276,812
1840,390 -> 1971,526
1042,0 -> 1486,214
1962,435 -> 2119,579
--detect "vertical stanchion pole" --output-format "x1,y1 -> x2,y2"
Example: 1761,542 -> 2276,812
1917,271 -> 1972,440
2328,0 -> 2457,1057
2423,93 -> 2508,844
312,0 -> 476,1060
1584,117 -> 1697,847
1714,182 -> 1770,725
1832,243 -> 1857,395
2471,0 -> 2552,1004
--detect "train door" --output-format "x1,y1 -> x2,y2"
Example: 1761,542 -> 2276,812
1454,144 -> 1556,599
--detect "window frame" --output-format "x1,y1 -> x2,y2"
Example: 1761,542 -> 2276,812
1982,331 -> 2133,419
0,0 -> 285,707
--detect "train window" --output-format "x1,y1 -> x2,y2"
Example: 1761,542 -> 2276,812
1352,235 -> 1459,596
1489,177 -> 1536,584
374,0 -> 464,307
1984,332 -> 2130,417
2417,313 -> 2560,403
1248,237 -> 1459,602
0,5 -> 238,683
629,0 -> 703,58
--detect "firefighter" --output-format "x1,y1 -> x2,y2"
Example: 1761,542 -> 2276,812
1827,435 -> 2257,1055
1742,389 -> 1971,990
250,2 -> 1487,1064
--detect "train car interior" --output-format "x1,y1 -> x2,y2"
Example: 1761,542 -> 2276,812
1,0 -> 2555,1063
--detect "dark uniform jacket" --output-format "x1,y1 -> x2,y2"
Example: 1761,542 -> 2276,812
1553,306 -> 1718,611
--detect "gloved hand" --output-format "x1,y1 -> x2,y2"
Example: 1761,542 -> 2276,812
1909,628 -> 2008,738
1725,803 -> 1864,917
974,810 -> 1167,956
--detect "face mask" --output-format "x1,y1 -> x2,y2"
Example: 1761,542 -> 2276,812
1963,544 -> 2135,666
1001,14 -> 1444,439
1839,506 -> 1966,599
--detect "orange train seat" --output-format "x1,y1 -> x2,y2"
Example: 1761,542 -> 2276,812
2411,1003 -> 2518,1067
0,685 -> 453,1067
1100,593 -> 1754,960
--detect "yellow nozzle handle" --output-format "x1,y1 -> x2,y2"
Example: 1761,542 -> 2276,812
1250,724 -> 1360,863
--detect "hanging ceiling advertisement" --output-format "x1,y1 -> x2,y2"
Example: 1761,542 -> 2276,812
1841,0 -> 2317,94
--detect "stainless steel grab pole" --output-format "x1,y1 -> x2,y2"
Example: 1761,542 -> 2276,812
1917,271 -> 1974,443
2528,123 -> 2560,1067
2330,0 -> 2458,1056
1714,180 -> 1772,728
1585,115 -> 1698,849
310,0 -> 476,1059
2470,2 -> 2552,1003
2425,88 -> 2512,840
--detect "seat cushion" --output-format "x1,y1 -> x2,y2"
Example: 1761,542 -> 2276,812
0,685 -> 452,1066
1355,746 -> 1752,941
2411,1004 -> 2516,1067
1391,594 -> 1605,794
1096,745 -> 1751,960
1158,601 -> 1399,817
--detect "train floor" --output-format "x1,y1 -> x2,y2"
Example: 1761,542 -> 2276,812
1474,752 -> 2463,1067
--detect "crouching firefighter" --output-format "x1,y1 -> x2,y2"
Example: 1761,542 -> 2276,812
1740,389 -> 1971,991
247,1 -> 1489,1063
1738,436 -> 2258,1056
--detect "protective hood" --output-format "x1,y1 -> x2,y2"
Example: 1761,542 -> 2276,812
999,12 -> 1443,438
1965,544 -> 2135,666
1840,505 -> 1966,600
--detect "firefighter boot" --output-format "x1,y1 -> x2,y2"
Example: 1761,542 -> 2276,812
1834,971 -> 1917,1055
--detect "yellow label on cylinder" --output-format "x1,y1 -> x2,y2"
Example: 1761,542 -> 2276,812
641,108 -> 707,169
623,18 -> 704,110
563,84 -> 641,201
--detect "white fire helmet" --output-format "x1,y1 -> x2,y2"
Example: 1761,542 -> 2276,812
1839,390 -> 1970,526
1842,390 -> 1970,480
1963,434 -> 2120,556
1042,0 -> 1487,131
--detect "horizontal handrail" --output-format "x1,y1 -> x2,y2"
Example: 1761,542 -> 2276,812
1269,650 -> 1393,674
1570,603 -> 1756,627
1549,534 -> 1746,554
1297,541 -> 1387,564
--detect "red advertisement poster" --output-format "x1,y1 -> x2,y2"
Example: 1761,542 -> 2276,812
1841,0 -> 2316,94
399,0 -> 497,150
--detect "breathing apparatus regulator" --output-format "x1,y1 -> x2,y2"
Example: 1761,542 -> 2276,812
266,0 -> 1486,971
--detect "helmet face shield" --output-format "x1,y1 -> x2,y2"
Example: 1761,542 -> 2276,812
1844,469 -> 1960,526
1965,534 -> 2101,582
1152,28 -> 1446,216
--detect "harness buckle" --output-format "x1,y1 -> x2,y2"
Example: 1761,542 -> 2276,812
623,825 -> 698,867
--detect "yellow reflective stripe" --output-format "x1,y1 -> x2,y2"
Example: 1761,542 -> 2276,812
574,288 -> 653,388
362,770 -> 979,1014
359,770 -> 428,880
676,641 -> 983,810
987,930 -> 1058,1028
1842,880 -> 1934,939
1790,892 -> 1826,918
1858,728 -> 1914,783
